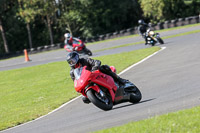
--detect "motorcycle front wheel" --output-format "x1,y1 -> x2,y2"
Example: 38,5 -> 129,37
85,48 -> 92,56
86,89 -> 113,111
157,38 -> 164,44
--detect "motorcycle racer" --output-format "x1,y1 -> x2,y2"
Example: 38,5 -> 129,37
64,33 -> 80,51
137,19 -> 151,45
66,51 -> 128,103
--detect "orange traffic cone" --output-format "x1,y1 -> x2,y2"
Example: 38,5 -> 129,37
24,49 -> 30,62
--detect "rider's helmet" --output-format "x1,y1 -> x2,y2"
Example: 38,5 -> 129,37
64,33 -> 71,39
138,19 -> 145,25
66,51 -> 79,67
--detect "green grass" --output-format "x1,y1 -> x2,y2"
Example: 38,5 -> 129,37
0,46 -> 160,131
163,29 -> 200,39
0,62 -> 76,130
95,106 -> 200,133
94,41 -> 144,52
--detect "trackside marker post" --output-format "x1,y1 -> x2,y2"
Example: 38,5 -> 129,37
24,49 -> 30,62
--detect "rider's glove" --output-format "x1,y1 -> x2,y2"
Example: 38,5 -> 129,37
91,66 -> 98,72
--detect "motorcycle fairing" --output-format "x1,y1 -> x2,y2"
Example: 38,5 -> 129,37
74,67 -> 117,101
64,38 -> 85,52
85,85 -> 100,94
90,70 -> 117,101
64,45 -> 73,52
113,81 -> 136,104
74,66 -> 91,93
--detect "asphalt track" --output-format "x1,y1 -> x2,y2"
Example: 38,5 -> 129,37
1,25 -> 200,133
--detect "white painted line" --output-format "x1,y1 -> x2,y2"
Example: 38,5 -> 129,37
35,96 -> 82,119
119,47 -> 166,75
2,96 -> 81,132
3,46 -> 166,132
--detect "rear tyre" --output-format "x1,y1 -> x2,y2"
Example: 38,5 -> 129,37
129,86 -> 142,103
86,89 -> 113,111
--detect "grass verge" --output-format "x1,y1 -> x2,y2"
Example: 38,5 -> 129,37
94,29 -> 200,52
0,46 -> 160,131
95,106 -> 200,133
163,29 -> 200,39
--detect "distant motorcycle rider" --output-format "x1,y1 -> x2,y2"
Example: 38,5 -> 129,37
64,33 -> 80,51
138,19 -> 151,45
66,51 -> 128,103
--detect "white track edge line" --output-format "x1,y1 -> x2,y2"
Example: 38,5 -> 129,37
2,46 -> 166,132
119,46 -> 166,75
2,96 -> 82,132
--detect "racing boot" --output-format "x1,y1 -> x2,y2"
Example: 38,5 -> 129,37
82,96 -> 91,104
117,76 -> 128,85
100,65 -> 128,86
107,70 -> 128,85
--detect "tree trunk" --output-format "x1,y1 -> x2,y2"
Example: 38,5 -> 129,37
0,17 -> 9,53
47,15 -> 54,45
26,23 -> 33,48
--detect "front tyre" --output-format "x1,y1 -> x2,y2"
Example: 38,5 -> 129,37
129,86 -> 142,103
157,38 -> 164,44
87,49 -> 92,56
84,48 -> 92,56
86,89 -> 113,111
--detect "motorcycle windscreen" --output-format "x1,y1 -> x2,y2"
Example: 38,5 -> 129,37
74,67 -> 91,92
73,40 -> 80,44
74,67 -> 83,80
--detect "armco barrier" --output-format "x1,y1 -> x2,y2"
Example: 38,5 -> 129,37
170,19 -> 178,27
0,15 -> 199,60
163,20 -> 171,29
177,18 -> 185,26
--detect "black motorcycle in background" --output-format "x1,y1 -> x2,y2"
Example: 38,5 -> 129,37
145,29 -> 164,46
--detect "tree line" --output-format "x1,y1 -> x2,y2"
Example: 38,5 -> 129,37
0,0 -> 199,54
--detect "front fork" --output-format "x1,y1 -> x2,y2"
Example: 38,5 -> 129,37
85,84 -> 116,102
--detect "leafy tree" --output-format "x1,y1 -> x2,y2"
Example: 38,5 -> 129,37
0,0 -> 14,53
38,0 -> 59,45
163,0 -> 186,19
58,0 -> 142,38
18,0 -> 41,48
139,0 -> 195,23
139,0 -> 165,23
183,0 -> 200,17
0,17 -> 9,53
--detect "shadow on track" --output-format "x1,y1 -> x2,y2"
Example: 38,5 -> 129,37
112,98 -> 156,110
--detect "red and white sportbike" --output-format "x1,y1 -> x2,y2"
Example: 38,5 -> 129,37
64,38 -> 92,56
74,66 -> 142,111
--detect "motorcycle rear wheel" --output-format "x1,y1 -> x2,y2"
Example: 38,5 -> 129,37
87,89 -> 113,111
129,86 -> 142,103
